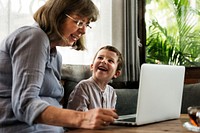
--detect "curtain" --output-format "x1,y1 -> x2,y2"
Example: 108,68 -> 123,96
112,0 -> 141,82
124,0 -> 141,82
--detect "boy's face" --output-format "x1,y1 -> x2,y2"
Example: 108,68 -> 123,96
91,49 -> 121,82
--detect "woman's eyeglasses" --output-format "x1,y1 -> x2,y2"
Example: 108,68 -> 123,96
65,14 -> 92,29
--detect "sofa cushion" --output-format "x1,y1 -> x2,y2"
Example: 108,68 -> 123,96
115,89 -> 138,115
61,64 -> 91,82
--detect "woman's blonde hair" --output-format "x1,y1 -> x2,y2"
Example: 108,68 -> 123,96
33,0 -> 99,50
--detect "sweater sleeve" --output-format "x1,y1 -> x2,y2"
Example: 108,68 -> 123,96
9,26 -> 50,125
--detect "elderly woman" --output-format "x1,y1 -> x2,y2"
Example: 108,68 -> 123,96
0,0 -> 118,132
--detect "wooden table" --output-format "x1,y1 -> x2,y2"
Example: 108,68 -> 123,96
66,114 -> 193,133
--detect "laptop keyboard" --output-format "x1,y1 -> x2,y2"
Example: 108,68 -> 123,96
117,114 -> 136,122
117,117 -> 136,122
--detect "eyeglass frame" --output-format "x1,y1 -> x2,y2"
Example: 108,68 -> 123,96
65,14 -> 92,29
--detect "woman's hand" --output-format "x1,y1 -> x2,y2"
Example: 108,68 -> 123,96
80,108 -> 118,129
35,106 -> 118,129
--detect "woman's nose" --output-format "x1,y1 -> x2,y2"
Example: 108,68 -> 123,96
78,26 -> 86,34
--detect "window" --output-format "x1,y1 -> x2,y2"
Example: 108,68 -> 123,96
142,0 -> 200,84
145,0 -> 200,67
0,0 -> 112,65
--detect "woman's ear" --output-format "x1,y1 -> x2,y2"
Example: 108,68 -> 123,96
90,64 -> 94,71
113,70 -> 122,79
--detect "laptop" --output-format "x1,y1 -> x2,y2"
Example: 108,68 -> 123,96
113,63 -> 185,126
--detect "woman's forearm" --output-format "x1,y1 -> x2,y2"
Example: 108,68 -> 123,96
35,106 -> 84,128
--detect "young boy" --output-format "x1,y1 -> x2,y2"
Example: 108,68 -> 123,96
67,45 -> 123,111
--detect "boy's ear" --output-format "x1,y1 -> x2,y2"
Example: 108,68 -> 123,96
113,70 -> 122,79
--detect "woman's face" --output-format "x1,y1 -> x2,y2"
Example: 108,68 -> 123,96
59,14 -> 90,47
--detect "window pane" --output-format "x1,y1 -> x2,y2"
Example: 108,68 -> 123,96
145,0 -> 200,67
0,0 -> 112,65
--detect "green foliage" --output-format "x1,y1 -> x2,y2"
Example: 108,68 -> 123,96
146,0 -> 200,66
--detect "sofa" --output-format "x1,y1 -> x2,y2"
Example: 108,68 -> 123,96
61,64 -> 200,115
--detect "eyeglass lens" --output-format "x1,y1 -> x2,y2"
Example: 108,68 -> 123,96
66,14 -> 92,29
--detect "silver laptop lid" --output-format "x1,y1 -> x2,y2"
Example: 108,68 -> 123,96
136,63 -> 185,125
